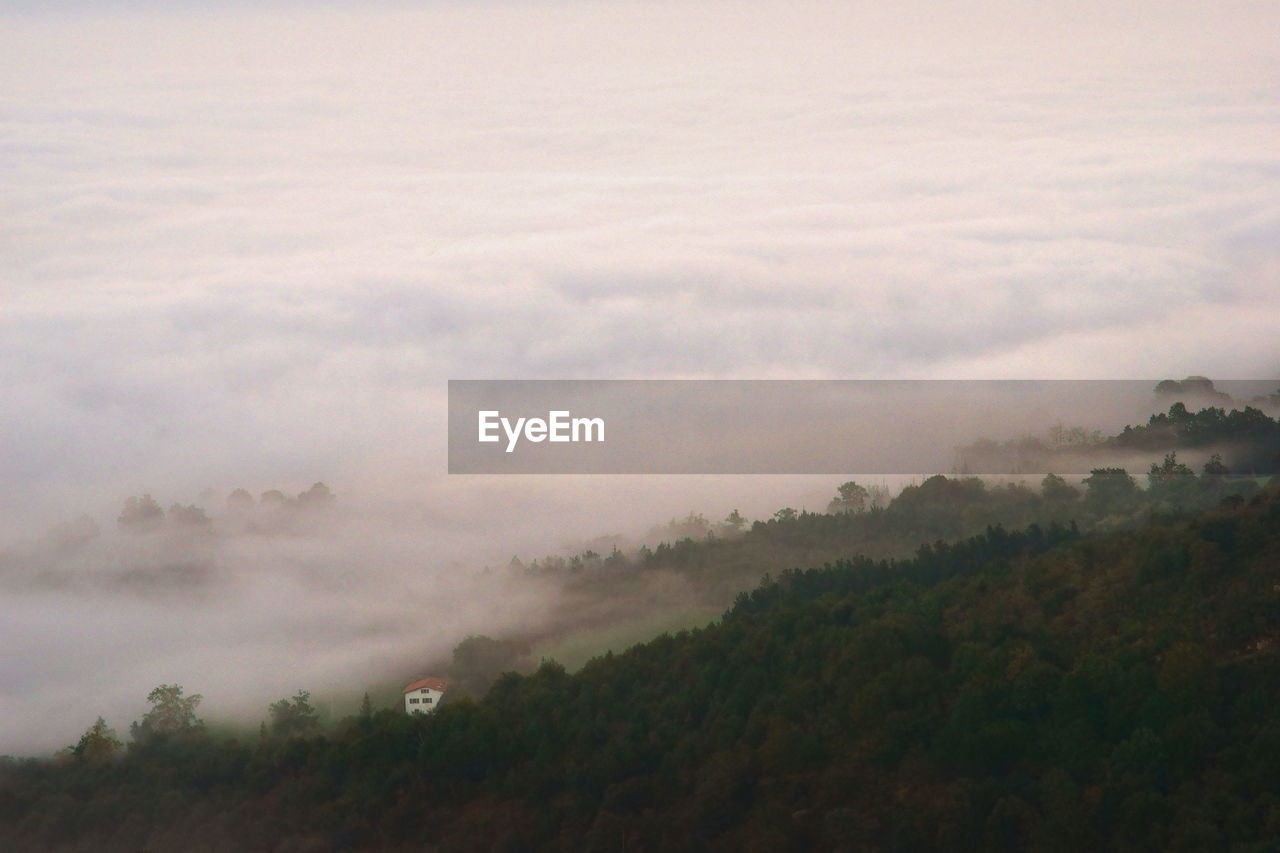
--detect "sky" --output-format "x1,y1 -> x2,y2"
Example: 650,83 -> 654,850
2,0 -> 1278,753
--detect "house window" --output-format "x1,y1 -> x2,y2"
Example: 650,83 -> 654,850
421,689 -> 429,694
423,697 -> 433,704
409,698 -> 420,704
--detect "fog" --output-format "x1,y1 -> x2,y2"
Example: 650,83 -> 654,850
3,0 -> 1279,753
0,475 -> 862,755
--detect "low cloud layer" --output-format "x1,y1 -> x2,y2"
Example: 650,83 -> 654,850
2,0 -> 1278,753
0,477 -> 848,755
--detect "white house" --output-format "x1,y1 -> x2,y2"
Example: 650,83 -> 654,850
403,677 -> 449,714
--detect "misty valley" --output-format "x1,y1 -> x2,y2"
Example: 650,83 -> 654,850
7,0 -> 1278,845
3,382 -> 1280,849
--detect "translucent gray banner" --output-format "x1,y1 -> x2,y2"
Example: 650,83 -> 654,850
447,380 -> 1278,474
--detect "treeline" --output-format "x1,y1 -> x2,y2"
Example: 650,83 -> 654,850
3,485 -> 1279,850
517,451 -> 1263,611
114,482 -> 336,534
1112,403 -> 1280,472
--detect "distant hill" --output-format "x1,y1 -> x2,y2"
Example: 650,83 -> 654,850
954,378 -> 1280,478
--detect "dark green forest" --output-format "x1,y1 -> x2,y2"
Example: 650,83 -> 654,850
4,398 -> 1280,851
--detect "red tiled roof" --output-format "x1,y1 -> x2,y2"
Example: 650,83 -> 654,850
403,677 -> 449,694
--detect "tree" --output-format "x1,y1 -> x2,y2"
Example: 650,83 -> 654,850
667,512 -> 711,540
226,488 -> 255,510
118,494 -> 164,531
720,509 -> 747,535
297,482 -> 335,509
773,507 -> 797,523
827,481 -> 869,514
1041,473 -> 1078,503
1147,452 -> 1196,506
131,684 -> 202,741
1153,376 -> 1232,405
1082,468 -> 1136,514
1147,452 -> 1194,488
268,690 -> 320,738
1048,424 -> 1104,448
73,717 -> 122,764
1201,454 -> 1229,478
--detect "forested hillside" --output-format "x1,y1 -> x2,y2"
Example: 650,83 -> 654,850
523,432 -> 1266,642
4,482 -> 1279,851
